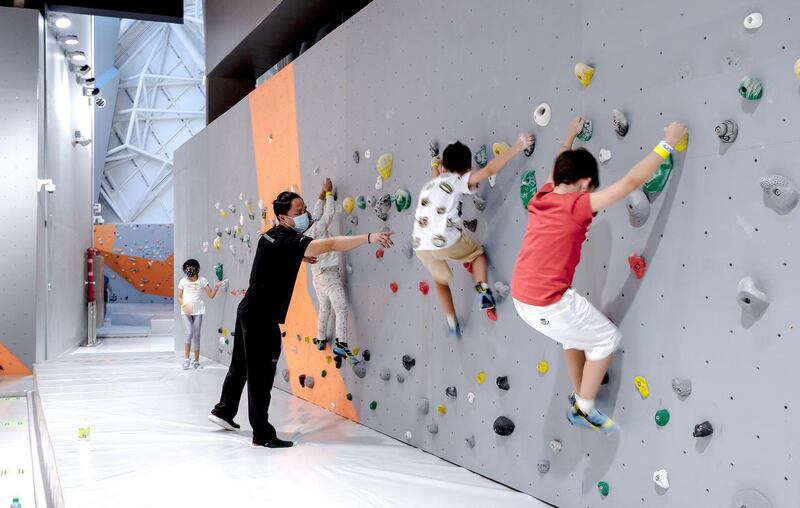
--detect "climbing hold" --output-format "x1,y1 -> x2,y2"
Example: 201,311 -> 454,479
612,109 -> 629,137
743,12 -> 763,30
394,188 -> 412,212
520,170 -> 538,209
375,249 -> 384,259
628,253 -> 646,279
496,376 -> 510,391
321,370 -> 327,378
653,469 -> 669,489
304,375 -> 315,388
537,460 -> 551,475
549,439 -> 562,453
488,174 -> 497,187
523,136 -> 536,157
634,376 -> 650,398
376,153 -> 393,180
533,103 -> 551,127
364,149 -> 371,159
346,392 -> 353,401
672,377 -> 692,398
362,349 -> 370,362
446,386 -> 457,398
396,373 -> 405,383
419,281 -> 430,295
402,243 -> 414,259
356,196 -> 366,210
375,175 -> 384,190
366,196 -> 375,207
214,263 -> 224,281
298,374 -> 306,386
732,489 -> 772,508
374,193 -> 392,221
474,144 -> 488,168
472,194 -> 487,211
655,408 -> 670,427
795,58 -> 800,81
402,354 -> 415,370
465,434 -> 475,448
352,362 -> 367,378
760,174 -> 799,213
213,237 -> 222,250
674,131 -> 689,152
346,264 -> 353,275
642,153 -> 673,195
475,371 -> 486,384
390,281 -> 398,293
369,400 -> 378,410
736,276 -> 770,316
427,422 -> 439,434
715,120 -> 738,143
405,431 -> 412,441
537,361 -> 549,374
330,402 -> 336,410
281,369 -> 289,382
437,404 -> 446,415
626,189 -> 651,228
353,150 -> 359,163
219,209 -> 229,218
463,219 -> 477,232
576,119 -> 593,141
493,416 -> 515,436
574,62 -> 595,87
349,216 -> 358,226
738,75 -> 764,100
492,142 -> 510,157
597,481 -> 610,497
598,148 -> 612,163
417,398 -> 429,415
343,197 -> 355,214
463,262 -> 474,274
353,347 -> 360,356
693,420 -> 713,438
379,368 -> 391,381
429,140 -> 439,157
467,392 -> 475,404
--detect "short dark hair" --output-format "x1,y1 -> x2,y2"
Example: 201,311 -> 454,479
553,148 -> 599,188
182,259 -> 199,271
442,141 -> 472,173
273,191 -> 301,217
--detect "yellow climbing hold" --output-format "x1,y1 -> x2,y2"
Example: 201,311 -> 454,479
475,370 -> 486,384
634,376 -> 650,398
343,196 -> 355,214
492,142 -> 511,157
222,327 -> 229,337
325,355 -> 333,364
219,209 -> 229,218
353,347 -> 360,356
537,361 -> 549,374
304,336 -> 311,343
376,153 -> 393,180
213,237 -> 222,250
674,131 -> 689,152
794,58 -> 800,80
574,62 -> 595,87
437,404 -> 446,415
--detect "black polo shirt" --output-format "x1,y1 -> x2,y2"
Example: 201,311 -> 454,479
239,226 -> 312,323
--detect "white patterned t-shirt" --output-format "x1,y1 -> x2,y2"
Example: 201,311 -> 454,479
412,171 -> 472,251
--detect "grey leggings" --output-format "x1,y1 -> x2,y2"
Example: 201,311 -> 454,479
182,314 -> 203,350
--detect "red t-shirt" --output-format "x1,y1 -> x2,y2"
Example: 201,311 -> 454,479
511,183 -> 593,306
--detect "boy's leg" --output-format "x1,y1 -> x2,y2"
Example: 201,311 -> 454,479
579,354 -> 612,402
563,348 -> 586,395
416,250 -> 459,331
435,281 -> 457,317
469,253 -> 489,286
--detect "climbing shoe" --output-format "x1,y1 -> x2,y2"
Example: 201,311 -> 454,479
333,340 -> 359,363
567,404 -> 619,434
314,337 -> 328,351
475,285 -> 496,310
446,321 -> 462,338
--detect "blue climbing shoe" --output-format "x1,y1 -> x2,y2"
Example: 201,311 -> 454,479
333,340 -> 359,364
475,285 -> 496,310
314,337 -> 328,351
567,404 -> 619,434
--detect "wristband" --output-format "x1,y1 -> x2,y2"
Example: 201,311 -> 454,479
652,141 -> 673,160
367,233 -> 371,244
325,191 -> 333,197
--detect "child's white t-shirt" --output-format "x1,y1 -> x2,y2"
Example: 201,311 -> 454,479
412,171 -> 473,250
178,276 -> 209,315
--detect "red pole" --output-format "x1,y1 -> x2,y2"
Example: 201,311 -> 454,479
86,247 -> 98,303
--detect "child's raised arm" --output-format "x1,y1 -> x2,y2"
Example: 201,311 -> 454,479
306,178 -> 335,239
546,116 -> 584,186
468,133 -> 534,187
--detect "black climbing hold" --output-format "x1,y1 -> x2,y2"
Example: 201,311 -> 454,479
429,140 -> 439,157
693,420 -> 713,438
496,376 -> 510,391
298,374 -> 306,387
523,137 -> 536,157
463,219 -> 477,232
465,434 -> 475,448
362,349 -> 370,362
602,372 -> 610,385
402,354 -> 415,370
446,386 -> 457,398
493,416 -> 515,436
334,356 -> 343,369
353,150 -> 360,163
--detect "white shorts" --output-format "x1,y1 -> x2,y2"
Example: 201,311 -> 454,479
513,289 -> 622,360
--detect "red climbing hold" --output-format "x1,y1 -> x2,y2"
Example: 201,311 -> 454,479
628,253 -> 646,279
419,281 -> 430,295
376,248 -> 385,259
463,262 -> 473,273
486,308 -> 498,321
390,281 -> 399,293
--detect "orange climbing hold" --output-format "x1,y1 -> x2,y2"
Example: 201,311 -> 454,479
376,248 -> 385,259
628,253 -> 646,279
390,281 -> 399,293
463,262 -> 473,274
486,308 -> 498,321
419,281 -> 430,295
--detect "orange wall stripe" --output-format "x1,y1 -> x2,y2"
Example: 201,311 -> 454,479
0,343 -> 32,376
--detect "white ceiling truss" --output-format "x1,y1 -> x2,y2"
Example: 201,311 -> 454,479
102,0 -> 205,224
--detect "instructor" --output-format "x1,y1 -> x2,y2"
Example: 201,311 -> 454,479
208,190 -> 394,447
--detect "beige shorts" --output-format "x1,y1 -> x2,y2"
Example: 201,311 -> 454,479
416,233 -> 484,284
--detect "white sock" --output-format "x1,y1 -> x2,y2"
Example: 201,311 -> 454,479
575,395 -> 595,414
446,314 -> 458,328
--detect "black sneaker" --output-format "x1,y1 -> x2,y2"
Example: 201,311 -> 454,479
475,285 -> 496,310
252,436 -> 293,448
208,410 -> 240,431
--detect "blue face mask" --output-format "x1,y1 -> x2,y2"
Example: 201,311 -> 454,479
290,212 -> 310,233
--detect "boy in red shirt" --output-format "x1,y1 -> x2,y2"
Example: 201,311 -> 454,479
512,116 -> 687,433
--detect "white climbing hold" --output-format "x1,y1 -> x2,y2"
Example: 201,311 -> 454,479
549,440 -> 562,453
467,392 -> 475,404
533,102 -> 551,127
760,174 -> 799,213
364,149 -> 371,159
214,202 -> 220,210
653,469 -> 669,489
598,148 -> 612,163
744,12 -> 763,30
736,276 -> 770,316
313,167 -> 320,175
375,175 -> 384,190
405,431 -> 412,441
488,174 -> 496,187
330,402 -> 336,410
346,264 -> 353,275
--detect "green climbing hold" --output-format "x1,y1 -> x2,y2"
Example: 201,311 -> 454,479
356,196 -> 366,210
369,400 -> 378,410
655,408 -> 670,427
214,263 -> 224,282
520,170 -> 538,209
597,481 -> 610,497
321,370 -> 328,378
394,188 -> 412,212
576,119 -> 593,141
738,75 -> 763,100
642,153 -> 673,195
474,144 -> 488,168
346,393 -> 353,401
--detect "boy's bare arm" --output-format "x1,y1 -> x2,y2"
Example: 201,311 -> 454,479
546,116 -> 584,186
468,133 -> 534,187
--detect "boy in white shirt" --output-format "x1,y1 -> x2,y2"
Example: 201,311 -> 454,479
178,259 -> 224,369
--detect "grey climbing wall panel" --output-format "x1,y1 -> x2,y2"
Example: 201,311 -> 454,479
175,1 -> 800,506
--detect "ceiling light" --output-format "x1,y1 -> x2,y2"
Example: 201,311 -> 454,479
82,86 -> 100,96
52,15 -> 71,29
69,64 -> 91,75
58,35 -> 80,46
67,51 -> 86,62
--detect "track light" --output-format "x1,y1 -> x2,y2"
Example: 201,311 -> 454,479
69,64 -> 91,75
49,14 -> 71,29
82,86 -> 100,96
58,34 -> 80,46
75,75 -> 95,86
66,51 -> 86,63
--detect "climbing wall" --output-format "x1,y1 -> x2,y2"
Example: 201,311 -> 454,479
174,1 -> 800,506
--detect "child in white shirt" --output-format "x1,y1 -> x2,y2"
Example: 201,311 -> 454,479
178,259 -> 223,369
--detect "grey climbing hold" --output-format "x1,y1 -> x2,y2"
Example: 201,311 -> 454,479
549,439 -> 562,453
353,150 -> 360,163
396,373 -> 405,383
374,194 -> 392,221
737,276 -> 770,316
496,376 -> 510,391
303,375 -> 314,388
715,120 -> 738,143
626,188 -> 651,227
427,422 -> 439,434
472,194 -> 487,211
493,416 -> 515,436
379,368 -> 391,381
361,349 -> 371,362
349,216 -> 358,226
612,109 -> 629,137
352,362 -> 367,378
731,489 -> 772,508
672,377 -> 692,398
366,195 -> 376,207
463,219 -> 477,232
417,398 -> 429,415
493,282 -> 510,299
693,420 -> 713,438
281,369 -> 289,382
446,386 -> 457,398
760,174 -> 799,213
465,434 -> 475,448
402,243 -> 414,259
537,460 -> 551,474
402,354 -> 416,370
429,140 -> 439,157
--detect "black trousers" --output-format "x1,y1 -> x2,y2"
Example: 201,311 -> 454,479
213,307 -> 282,441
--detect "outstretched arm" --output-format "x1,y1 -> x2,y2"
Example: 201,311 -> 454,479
590,122 -> 687,213
305,231 -> 394,257
546,116 -> 584,186
468,133 -> 533,187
